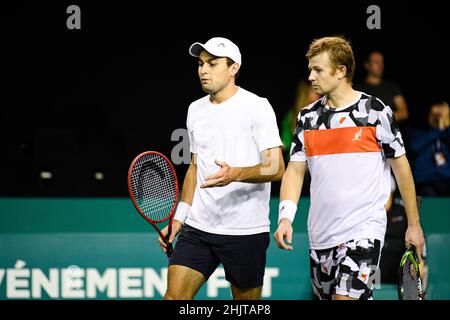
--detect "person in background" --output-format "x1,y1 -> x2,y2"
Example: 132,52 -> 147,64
281,79 -> 320,154
356,51 -> 409,123
410,101 -> 450,196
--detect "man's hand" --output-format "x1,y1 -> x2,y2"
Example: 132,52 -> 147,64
390,155 -> 425,260
405,224 -> 425,258
200,160 -> 236,188
274,218 -> 294,250
158,220 -> 183,254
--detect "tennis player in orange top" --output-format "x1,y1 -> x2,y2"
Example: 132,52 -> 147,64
274,36 -> 425,300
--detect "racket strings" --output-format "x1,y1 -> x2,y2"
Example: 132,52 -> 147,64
130,153 -> 176,221
400,258 -> 420,300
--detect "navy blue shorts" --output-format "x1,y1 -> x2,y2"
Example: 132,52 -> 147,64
169,224 -> 270,289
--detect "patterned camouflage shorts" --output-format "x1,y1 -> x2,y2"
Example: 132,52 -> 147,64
310,238 -> 382,300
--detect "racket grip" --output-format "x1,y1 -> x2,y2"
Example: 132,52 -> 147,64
166,241 -> 173,258
165,233 -> 173,258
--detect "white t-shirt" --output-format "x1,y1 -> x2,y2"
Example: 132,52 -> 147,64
290,92 -> 405,250
185,87 -> 283,235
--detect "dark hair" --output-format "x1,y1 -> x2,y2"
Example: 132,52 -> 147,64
364,50 -> 383,63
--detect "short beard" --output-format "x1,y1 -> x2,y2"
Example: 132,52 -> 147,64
201,84 -> 217,94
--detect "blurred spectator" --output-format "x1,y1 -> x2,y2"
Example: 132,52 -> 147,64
280,80 -> 320,197
356,51 -> 409,123
410,101 -> 450,196
281,79 -> 320,155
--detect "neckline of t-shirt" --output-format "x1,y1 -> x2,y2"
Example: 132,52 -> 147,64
324,91 -> 362,112
207,86 -> 242,107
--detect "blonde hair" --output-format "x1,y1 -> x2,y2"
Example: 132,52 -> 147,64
306,36 -> 355,84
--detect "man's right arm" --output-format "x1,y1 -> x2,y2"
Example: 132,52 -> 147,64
274,161 -> 307,250
159,153 -> 197,252
177,153 -> 197,207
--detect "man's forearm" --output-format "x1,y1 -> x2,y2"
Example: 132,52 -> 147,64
233,149 -> 285,183
391,155 -> 420,226
233,163 -> 284,183
277,161 -> 307,224
280,162 -> 305,203
180,162 -> 197,205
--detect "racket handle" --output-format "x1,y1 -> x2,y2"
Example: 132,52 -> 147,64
165,233 -> 173,258
166,242 -> 173,258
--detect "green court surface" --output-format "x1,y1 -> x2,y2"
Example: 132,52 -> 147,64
1,197 -> 449,299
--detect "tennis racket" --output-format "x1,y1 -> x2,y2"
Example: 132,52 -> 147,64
128,151 -> 179,258
398,244 -> 423,300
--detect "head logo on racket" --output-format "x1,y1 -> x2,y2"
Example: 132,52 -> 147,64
128,151 -> 179,258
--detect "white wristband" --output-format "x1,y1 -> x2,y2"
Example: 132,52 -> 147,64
278,200 -> 297,224
173,202 -> 191,224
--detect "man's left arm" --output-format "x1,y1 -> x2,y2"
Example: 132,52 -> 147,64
200,146 -> 285,188
390,154 -> 425,256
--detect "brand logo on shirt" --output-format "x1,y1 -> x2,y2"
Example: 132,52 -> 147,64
361,272 -> 368,282
352,128 -> 362,141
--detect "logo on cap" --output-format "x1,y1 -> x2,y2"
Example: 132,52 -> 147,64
218,43 -> 225,48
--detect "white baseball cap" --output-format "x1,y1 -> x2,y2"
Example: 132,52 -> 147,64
189,37 -> 242,66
